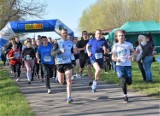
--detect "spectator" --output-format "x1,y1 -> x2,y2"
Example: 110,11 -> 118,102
135,35 -> 146,81
141,34 -> 154,82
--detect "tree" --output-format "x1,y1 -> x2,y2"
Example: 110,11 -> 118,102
79,0 -> 160,32
0,0 -> 47,30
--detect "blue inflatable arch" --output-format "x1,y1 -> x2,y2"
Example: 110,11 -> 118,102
0,19 -> 74,47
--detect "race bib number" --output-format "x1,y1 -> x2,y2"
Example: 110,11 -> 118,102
44,55 -> 52,62
95,53 -> 103,59
56,58 -> 62,64
62,56 -> 71,63
26,55 -> 32,60
14,52 -> 20,59
56,57 -> 71,64
73,44 -> 76,48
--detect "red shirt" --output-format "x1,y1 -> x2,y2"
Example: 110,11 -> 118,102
8,49 -> 21,65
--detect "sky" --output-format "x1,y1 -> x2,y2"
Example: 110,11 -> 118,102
27,0 -> 97,39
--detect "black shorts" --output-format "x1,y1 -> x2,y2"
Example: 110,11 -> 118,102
74,54 -> 79,60
57,64 -> 73,73
79,57 -> 91,68
90,60 -> 103,69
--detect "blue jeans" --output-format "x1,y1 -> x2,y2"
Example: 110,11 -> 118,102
116,66 -> 132,78
143,56 -> 153,81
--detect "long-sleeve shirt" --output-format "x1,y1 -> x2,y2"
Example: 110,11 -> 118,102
141,42 -> 154,60
22,48 -> 35,60
8,49 -> 21,65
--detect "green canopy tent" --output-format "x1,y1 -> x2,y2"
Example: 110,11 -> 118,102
107,21 -> 160,53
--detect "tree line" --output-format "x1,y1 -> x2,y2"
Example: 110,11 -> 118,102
79,0 -> 160,32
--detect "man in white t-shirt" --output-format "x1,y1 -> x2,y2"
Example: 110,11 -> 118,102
112,29 -> 136,103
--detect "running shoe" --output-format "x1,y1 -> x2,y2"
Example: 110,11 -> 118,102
67,97 -> 73,103
92,88 -> 96,93
71,76 -> 74,80
11,70 -> 13,74
89,80 -> 93,86
16,78 -> 20,82
41,79 -> 44,82
91,80 -> 97,92
77,74 -> 82,79
124,96 -> 128,103
28,81 -> 31,84
48,89 -> 51,94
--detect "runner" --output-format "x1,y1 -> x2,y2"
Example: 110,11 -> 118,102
8,43 -> 21,82
34,39 -> 44,81
135,35 -> 146,81
36,36 -> 54,94
112,29 -> 136,103
72,37 -> 80,79
86,29 -> 108,92
76,31 -> 92,84
22,38 -> 36,84
15,37 -> 22,52
51,29 -> 76,103
1,44 -> 7,66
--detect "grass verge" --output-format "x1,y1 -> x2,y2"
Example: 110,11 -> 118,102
0,63 -> 35,116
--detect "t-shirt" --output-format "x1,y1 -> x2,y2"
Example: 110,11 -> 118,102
38,44 -> 54,64
76,39 -> 89,59
112,41 -> 133,66
55,39 -> 74,64
88,38 -> 108,61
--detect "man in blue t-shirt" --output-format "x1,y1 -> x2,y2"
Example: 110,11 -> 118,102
86,29 -> 108,92
36,36 -> 54,94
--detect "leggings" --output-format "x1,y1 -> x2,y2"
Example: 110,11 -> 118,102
53,65 -> 57,78
35,63 -> 44,78
42,64 -> 54,89
10,63 -> 21,78
121,77 -> 132,94
24,60 -> 35,81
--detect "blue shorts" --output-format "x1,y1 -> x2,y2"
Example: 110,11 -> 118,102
90,59 -> 103,68
116,66 -> 132,78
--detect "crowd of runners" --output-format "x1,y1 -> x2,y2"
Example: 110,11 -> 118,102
0,28 -> 155,103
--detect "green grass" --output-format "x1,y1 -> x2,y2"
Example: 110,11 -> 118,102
0,64 -> 35,116
84,56 -> 160,97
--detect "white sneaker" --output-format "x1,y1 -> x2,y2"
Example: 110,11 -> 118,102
16,78 -> 20,82
11,70 -> 13,74
77,74 -> 82,79
71,76 -> 74,80
91,80 -> 97,90
48,89 -> 51,94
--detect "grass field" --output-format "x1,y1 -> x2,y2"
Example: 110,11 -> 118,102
84,56 -> 160,97
0,62 -> 35,116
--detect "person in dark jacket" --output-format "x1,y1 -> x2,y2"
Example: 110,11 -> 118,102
141,34 -> 154,82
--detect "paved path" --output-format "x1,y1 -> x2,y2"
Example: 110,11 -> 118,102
11,69 -> 160,116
